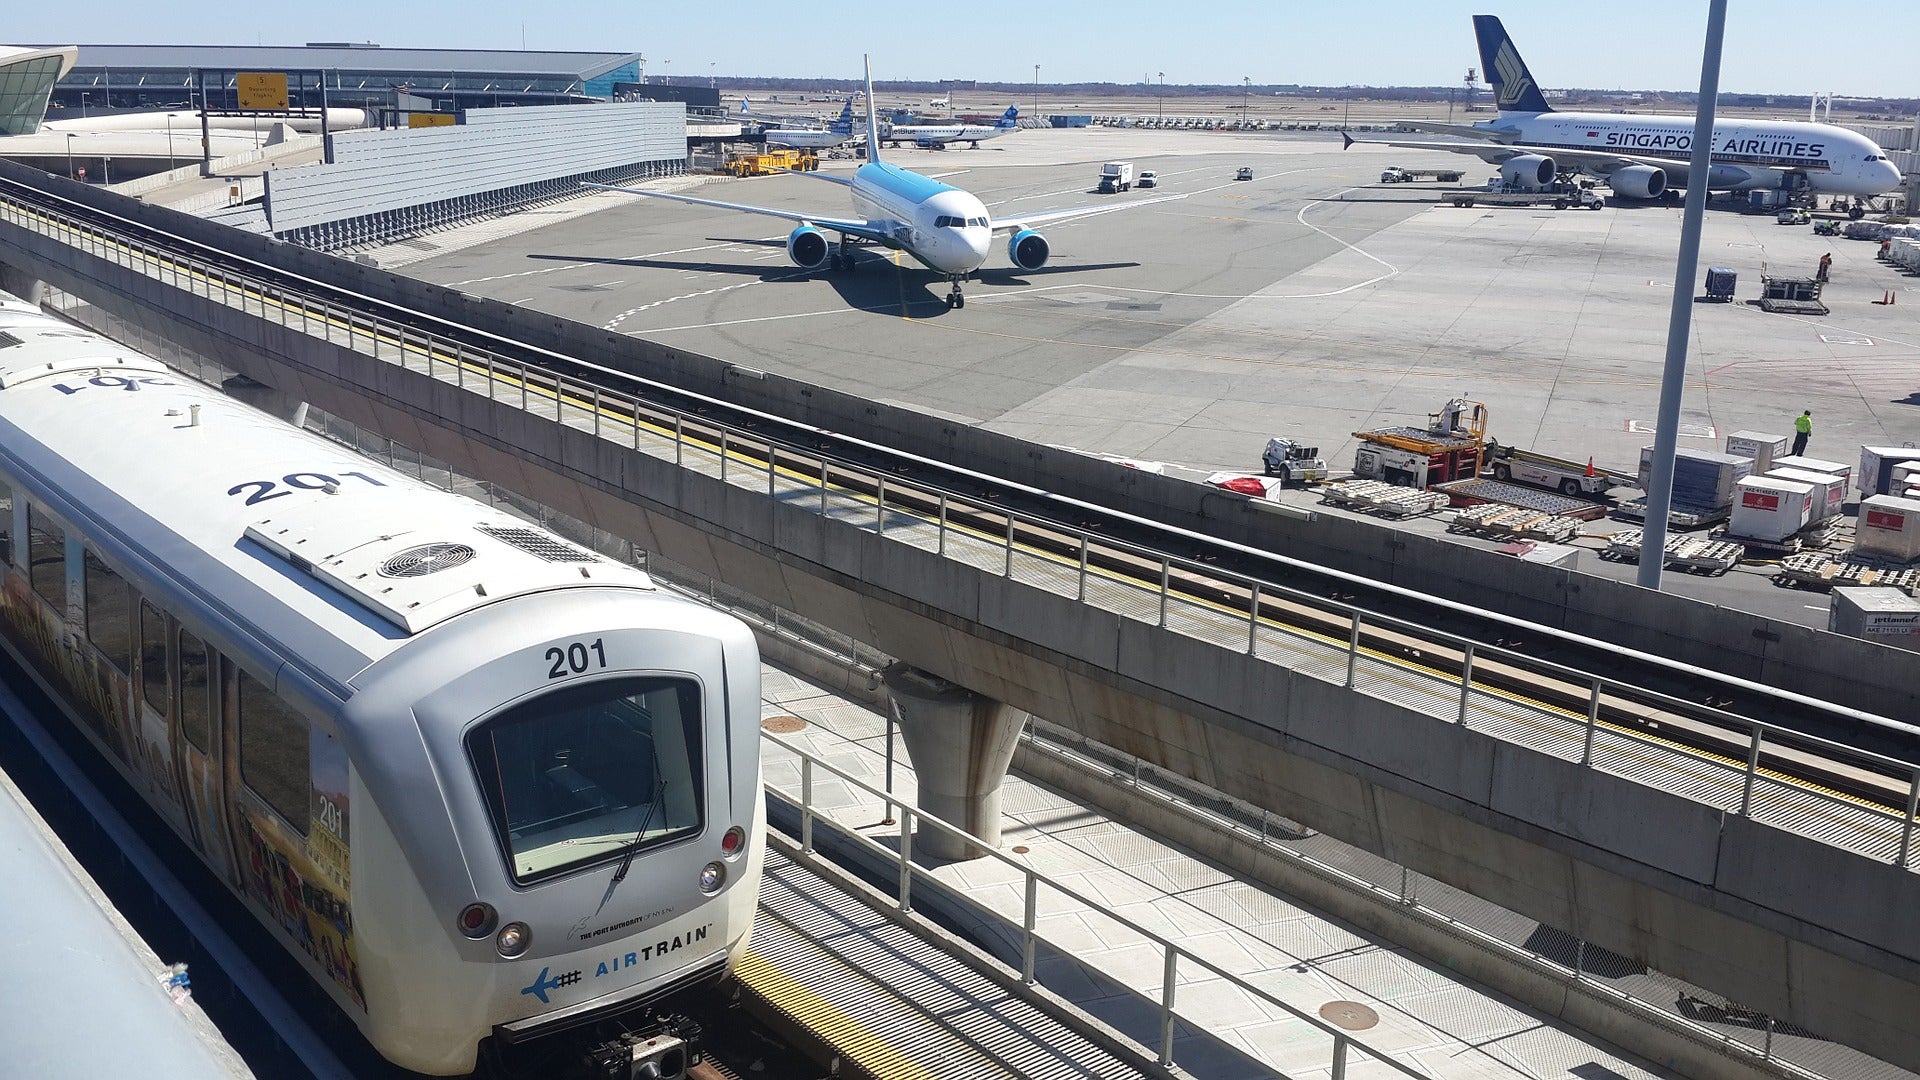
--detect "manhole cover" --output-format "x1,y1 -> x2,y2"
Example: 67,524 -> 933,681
761,715 -> 807,734
1319,1001 -> 1380,1031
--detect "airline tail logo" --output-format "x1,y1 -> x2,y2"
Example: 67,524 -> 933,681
999,106 -> 1019,128
1493,41 -> 1533,110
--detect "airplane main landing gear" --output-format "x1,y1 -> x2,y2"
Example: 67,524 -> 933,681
834,238 -> 856,272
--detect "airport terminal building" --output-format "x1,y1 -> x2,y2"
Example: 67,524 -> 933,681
38,44 -> 644,113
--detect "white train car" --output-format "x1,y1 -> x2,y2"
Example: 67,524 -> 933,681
0,292 -> 763,1075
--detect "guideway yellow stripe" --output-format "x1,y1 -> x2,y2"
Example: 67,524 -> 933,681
734,944 -> 943,1080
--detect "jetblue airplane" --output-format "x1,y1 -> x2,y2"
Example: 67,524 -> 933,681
757,99 -> 856,150
588,59 -> 1180,309
1354,15 -> 1903,200
886,106 -> 1021,150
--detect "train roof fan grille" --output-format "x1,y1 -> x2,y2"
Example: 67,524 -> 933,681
0,331 -> 20,350
475,524 -> 599,563
378,542 -> 477,578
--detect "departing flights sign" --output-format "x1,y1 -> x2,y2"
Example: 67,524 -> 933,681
236,72 -> 289,111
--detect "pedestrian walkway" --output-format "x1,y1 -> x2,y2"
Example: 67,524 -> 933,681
755,666 -> 1673,1080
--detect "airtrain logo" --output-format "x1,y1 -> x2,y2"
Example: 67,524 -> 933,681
1494,41 -> 1533,109
519,967 -> 582,1005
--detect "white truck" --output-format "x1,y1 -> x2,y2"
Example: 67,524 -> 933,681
1098,161 -> 1135,193
1261,438 -> 1329,484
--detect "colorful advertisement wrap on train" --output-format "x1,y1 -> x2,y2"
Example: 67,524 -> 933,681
0,574 -> 129,759
240,728 -> 364,1010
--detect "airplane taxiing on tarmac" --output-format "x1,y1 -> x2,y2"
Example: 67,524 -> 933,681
588,58 -> 1184,310
1349,15 -> 1903,200
886,105 -> 1021,149
757,99 -> 857,150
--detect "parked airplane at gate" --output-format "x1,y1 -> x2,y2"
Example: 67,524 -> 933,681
588,59 -> 1181,310
758,99 -> 856,150
1350,15 -> 1903,200
886,105 -> 1021,149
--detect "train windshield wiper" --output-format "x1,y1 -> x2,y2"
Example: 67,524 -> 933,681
609,772 -> 666,888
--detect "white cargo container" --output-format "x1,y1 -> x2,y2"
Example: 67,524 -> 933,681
1730,476 -> 1814,542
1857,446 -> 1920,497
1857,494 -> 1920,562
1892,460 -> 1920,493
1768,467 -> 1845,521
1829,587 -> 1920,652
1724,430 -> 1789,474
1639,446 -> 1752,509
1772,454 -> 1853,491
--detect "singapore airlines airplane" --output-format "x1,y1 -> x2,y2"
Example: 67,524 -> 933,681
886,106 -> 1021,150
588,59 -> 1181,310
1354,15 -> 1903,200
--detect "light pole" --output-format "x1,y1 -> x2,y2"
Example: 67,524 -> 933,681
1157,71 -> 1164,120
1033,64 -> 1039,118
166,113 -> 176,171
1343,86 -> 1353,130
1243,76 -> 1250,123
663,60 -> 671,86
65,133 -> 75,180
709,62 -> 716,89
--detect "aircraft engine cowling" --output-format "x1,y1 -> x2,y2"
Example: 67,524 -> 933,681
1008,229 -> 1051,271
1608,164 -> 1667,200
1499,154 -> 1555,190
786,225 -> 831,269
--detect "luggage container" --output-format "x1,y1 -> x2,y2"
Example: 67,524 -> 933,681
1772,454 -> 1853,491
1828,587 -> 1920,652
1858,446 -> 1920,497
1639,447 -> 1753,512
1724,430 -> 1788,473
1857,494 -> 1920,562
1893,460 -> 1920,493
1768,467 -> 1845,521
1703,266 -> 1738,301
1730,477 -> 1814,542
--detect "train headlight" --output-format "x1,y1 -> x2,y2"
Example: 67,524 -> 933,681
457,902 -> 497,939
496,921 -> 532,958
721,826 -> 747,860
699,861 -> 726,894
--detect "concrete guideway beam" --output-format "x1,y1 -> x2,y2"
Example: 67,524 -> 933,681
9,205 -> 1920,1072
883,664 -> 1025,861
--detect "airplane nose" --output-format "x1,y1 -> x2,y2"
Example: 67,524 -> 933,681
1881,161 -> 1905,189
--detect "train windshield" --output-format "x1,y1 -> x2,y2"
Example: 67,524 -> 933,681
468,676 -> 704,885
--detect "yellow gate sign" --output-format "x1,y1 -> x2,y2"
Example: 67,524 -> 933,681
236,72 -> 289,111
407,112 -> 456,128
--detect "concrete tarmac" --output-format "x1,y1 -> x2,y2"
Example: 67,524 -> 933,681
401,128 -> 1920,627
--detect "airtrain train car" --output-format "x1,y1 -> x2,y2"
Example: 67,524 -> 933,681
0,291 -> 763,1074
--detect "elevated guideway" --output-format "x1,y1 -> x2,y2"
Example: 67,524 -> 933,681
2,163 -> 1919,1071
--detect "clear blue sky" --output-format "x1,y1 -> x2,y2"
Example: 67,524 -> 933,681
13,1 -> 1913,99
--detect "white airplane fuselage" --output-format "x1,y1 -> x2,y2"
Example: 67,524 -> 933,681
844,161 -> 990,274
1483,110 -> 1901,195
764,128 -> 852,150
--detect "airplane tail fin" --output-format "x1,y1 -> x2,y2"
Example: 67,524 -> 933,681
1473,15 -> 1553,114
864,55 -> 882,161
1000,105 -> 1019,128
831,97 -> 854,134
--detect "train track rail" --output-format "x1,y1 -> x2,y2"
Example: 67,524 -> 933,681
4,172 -> 1919,863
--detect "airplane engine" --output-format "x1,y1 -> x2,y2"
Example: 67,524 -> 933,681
1608,165 -> 1667,200
1499,154 -> 1555,190
786,225 -> 831,270
1008,229 -> 1050,271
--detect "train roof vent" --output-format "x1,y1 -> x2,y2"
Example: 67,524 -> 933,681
0,331 -> 21,351
474,524 -> 599,563
379,543 -> 476,578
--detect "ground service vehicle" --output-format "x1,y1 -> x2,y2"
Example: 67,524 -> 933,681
0,294 -> 764,1076
1235,166 -> 1255,181
1485,440 -> 1617,497
1137,170 -> 1158,188
1448,178 -> 1603,209
1261,438 -> 1329,484
1379,166 -> 1464,184
1777,207 -> 1811,224
1098,160 -> 1135,193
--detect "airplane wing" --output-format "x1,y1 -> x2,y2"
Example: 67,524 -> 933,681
582,182 -> 893,243
992,191 -> 1190,233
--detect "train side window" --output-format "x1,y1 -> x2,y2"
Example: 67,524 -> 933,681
0,477 -> 11,567
84,550 -> 132,673
27,503 -> 65,609
139,601 -> 167,715
238,670 -> 310,836
177,629 -> 211,751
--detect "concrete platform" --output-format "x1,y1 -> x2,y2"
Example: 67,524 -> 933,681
397,128 -> 1920,628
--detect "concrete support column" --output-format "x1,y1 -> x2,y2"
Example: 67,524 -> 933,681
0,263 -> 46,305
884,664 -> 1026,861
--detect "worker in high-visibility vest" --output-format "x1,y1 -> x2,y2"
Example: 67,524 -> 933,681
1792,410 -> 1813,456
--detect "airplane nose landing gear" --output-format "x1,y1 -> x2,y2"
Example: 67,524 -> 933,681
945,274 -> 966,309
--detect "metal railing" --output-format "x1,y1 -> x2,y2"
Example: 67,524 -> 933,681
5,186 -> 1919,871
764,729 -> 1432,1079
